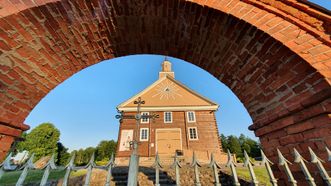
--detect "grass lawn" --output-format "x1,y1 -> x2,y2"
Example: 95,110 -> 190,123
0,169 -> 87,186
223,166 -> 271,186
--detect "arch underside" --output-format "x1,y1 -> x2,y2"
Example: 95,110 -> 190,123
0,0 -> 330,184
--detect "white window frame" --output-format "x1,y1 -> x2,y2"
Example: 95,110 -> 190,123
164,112 -> 173,123
140,112 -> 149,124
140,128 -> 149,141
186,111 -> 196,123
188,127 -> 198,140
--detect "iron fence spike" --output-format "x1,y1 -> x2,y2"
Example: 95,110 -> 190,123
260,150 -> 274,166
105,153 -> 116,168
16,165 -> 29,186
0,152 -> 12,168
42,154 -> 57,170
152,152 -> 162,186
277,149 -> 297,186
226,149 -> 236,167
65,153 -> 76,169
190,151 -> 202,186
171,153 -> 181,185
260,150 -> 278,186
171,153 -> 182,169
152,152 -> 162,169
243,150 -> 259,186
226,149 -> 240,186
208,153 -> 221,169
326,147 -> 331,162
105,153 -> 115,186
40,154 -> 58,186
20,153 -> 35,170
191,151 -> 201,168
62,153 -> 76,186
277,149 -> 292,166
0,152 -> 15,180
16,153 -> 35,186
293,148 -> 305,163
308,147 -> 331,185
84,153 -> 96,186
208,153 -> 221,186
292,148 -> 316,186
308,147 -> 324,163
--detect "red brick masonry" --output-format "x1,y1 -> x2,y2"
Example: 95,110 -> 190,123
0,0 -> 330,185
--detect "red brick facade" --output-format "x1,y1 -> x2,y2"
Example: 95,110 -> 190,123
116,111 -> 222,158
0,0 -> 330,184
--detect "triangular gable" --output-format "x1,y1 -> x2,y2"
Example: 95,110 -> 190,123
117,76 -> 219,111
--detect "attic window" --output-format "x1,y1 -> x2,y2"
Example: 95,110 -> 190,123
165,87 -> 170,91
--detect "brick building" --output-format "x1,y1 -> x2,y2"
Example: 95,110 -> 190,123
116,60 -> 224,162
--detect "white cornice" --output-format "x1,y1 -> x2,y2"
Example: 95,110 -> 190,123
117,105 -> 219,112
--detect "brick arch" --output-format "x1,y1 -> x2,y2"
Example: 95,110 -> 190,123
0,0 -> 330,184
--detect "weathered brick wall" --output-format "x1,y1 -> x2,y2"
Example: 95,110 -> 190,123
0,0 -> 330,184
116,111 -> 221,157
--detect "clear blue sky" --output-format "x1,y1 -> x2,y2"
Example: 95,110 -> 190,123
25,55 -> 254,151
309,0 -> 331,10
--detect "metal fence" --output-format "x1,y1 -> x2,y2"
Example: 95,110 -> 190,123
0,147 -> 330,186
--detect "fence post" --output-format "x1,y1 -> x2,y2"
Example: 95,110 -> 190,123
105,153 -> 115,186
326,147 -> 331,162
40,154 -> 57,186
62,153 -> 75,186
308,147 -> 331,185
243,150 -> 258,186
84,153 -> 96,186
208,153 -> 221,186
0,152 -> 14,180
226,149 -> 240,186
277,149 -> 297,186
16,154 -> 35,186
171,153 -> 182,186
152,152 -> 162,186
191,151 -> 202,186
293,148 -> 316,186
260,150 -> 277,186
127,152 -> 139,186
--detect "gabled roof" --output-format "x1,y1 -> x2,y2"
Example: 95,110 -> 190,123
117,75 -> 219,112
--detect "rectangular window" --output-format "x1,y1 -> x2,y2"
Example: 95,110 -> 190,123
188,127 -> 198,140
164,112 -> 172,123
141,112 -> 149,123
187,111 -> 196,122
140,128 -> 149,141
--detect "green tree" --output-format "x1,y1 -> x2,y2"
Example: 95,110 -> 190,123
73,149 -> 84,165
227,135 -> 242,158
17,123 -> 60,161
73,147 -> 95,165
220,134 -> 228,152
56,142 -> 70,166
95,140 -> 117,161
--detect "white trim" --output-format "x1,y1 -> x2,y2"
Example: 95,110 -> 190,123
140,112 -> 149,124
188,127 -> 199,140
186,111 -> 196,123
140,128 -> 149,141
118,105 -> 218,112
155,128 -> 182,154
117,76 -> 219,109
164,111 -> 172,123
